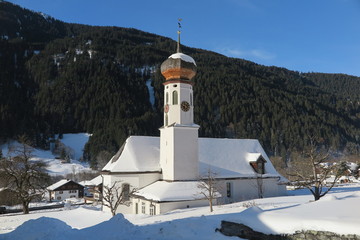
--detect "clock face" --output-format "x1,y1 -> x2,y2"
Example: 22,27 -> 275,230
164,104 -> 169,113
181,101 -> 190,112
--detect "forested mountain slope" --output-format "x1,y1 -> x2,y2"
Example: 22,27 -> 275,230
1,1 -> 359,167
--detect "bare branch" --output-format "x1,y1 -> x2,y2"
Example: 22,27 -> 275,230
102,181 -> 135,216
0,140 -> 49,214
197,168 -> 220,212
287,135 -> 349,201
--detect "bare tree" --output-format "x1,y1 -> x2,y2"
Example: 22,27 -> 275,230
102,181 -> 135,216
0,137 -> 50,213
288,136 -> 348,201
197,168 -> 220,212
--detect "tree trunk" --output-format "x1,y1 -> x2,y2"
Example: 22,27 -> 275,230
22,201 -> 29,214
209,198 -> 213,212
313,186 -> 320,201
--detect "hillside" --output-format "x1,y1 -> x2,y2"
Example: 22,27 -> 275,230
1,1 -> 360,168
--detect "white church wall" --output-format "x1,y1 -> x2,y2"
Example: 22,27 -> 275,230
102,172 -> 161,214
166,83 -> 193,125
103,173 -> 161,191
263,178 -> 287,197
166,83 -> 180,125
138,173 -> 162,187
159,199 -> 209,214
132,198 -> 209,215
216,178 -> 287,204
173,127 -> 199,180
160,127 -> 175,180
178,83 -> 193,124
160,126 -> 199,181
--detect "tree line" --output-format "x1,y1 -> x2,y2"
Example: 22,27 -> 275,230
1,1 -> 360,169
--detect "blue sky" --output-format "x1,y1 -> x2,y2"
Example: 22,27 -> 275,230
8,0 -> 360,76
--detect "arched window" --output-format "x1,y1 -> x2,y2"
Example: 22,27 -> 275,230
172,91 -> 178,105
165,114 -> 168,126
122,183 -> 130,201
166,92 -> 169,104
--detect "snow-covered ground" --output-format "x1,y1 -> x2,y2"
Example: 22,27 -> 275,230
146,78 -> 155,108
0,133 -> 93,176
1,184 -> 359,239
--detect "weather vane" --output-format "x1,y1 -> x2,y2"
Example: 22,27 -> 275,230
177,18 -> 182,53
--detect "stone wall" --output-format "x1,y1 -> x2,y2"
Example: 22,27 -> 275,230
218,221 -> 360,240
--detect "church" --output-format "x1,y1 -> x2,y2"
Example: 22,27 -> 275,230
101,34 -> 287,215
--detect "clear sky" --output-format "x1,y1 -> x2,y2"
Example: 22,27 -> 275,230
7,0 -> 360,77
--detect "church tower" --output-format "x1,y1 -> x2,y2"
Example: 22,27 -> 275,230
159,31 -> 199,181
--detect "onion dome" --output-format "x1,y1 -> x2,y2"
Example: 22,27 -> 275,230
161,53 -> 197,81
160,31 -> 197,81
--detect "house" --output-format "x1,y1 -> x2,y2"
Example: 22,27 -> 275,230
101,33 -> 287,215
47,179 -> 84,201
80,176 -> 103,203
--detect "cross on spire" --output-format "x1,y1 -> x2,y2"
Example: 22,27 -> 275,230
177,18 -> 182,53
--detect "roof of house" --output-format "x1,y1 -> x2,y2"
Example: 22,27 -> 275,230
133,180 -> 219,202
102,136 -> 285,181
47,179 -> 83,191
47,179 -> 71,191
79,175 -> 102,187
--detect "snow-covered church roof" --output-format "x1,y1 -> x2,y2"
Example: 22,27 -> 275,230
102,136 -> 282,179
102,136 -> 161,173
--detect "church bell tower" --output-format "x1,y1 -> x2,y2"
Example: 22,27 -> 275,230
159,29 -> 199,181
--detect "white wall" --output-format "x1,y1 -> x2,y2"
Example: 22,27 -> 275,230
132,198 -> 209,215
173,127 -> 199,180
160,126 -> 199,181
102,172 -> 161,214
215,178 -> 287,204
130,178 -> 287,215
50,190 -> 79,201
159,199 -> 210,214
164,82 -> 193,125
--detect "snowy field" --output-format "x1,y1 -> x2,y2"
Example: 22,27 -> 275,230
0,184 -> 359,240
0,133 -> 93,176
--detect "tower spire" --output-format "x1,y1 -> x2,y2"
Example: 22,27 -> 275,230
177,18 -> 182,53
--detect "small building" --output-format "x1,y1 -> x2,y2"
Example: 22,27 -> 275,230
47,179 -> 84,201
80,176 -> 103,203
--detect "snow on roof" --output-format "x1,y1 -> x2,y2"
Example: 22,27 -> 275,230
47,179 -> 71,191
199,138 -> 279,178
169,52 -> 196,66
79,180 -> 91,186
79,176 -> 102,187
102,136 -> 161,172
134,181 -> 214,202
90,175 -> 102,185
102,136 -> 284,180
246,153 -> 263,162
